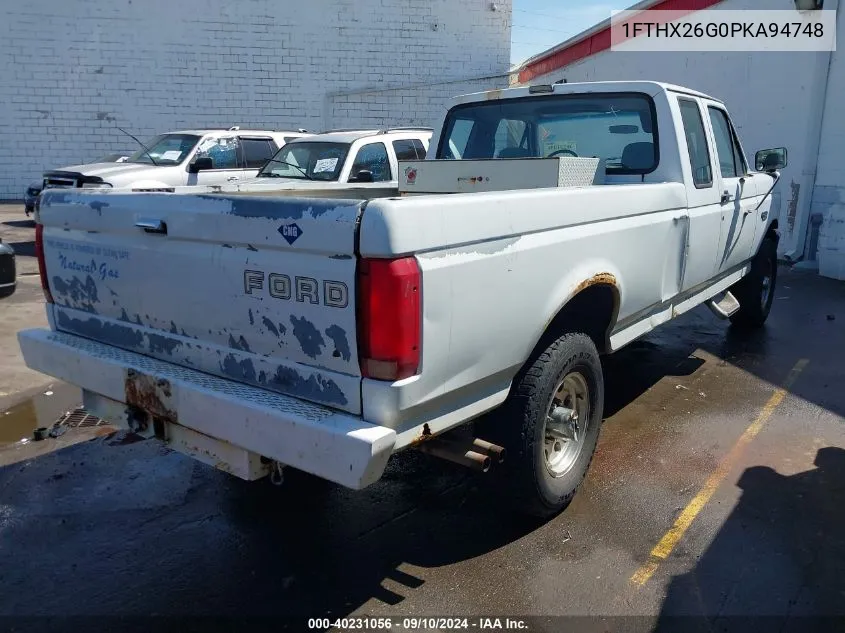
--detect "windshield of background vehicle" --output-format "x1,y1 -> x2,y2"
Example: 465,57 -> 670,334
258,142 -> 351,181
126,134 -> 201,165
437,93 -> 658,174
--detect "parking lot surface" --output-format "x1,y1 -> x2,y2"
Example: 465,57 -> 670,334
1,203 -> 843,631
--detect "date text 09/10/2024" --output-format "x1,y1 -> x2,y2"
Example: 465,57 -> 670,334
307,617 -> 529,630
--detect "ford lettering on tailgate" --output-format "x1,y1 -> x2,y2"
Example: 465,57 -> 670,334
244,270 -> 348,308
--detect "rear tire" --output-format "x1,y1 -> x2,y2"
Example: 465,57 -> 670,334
484,332 -> 604,518
730,237 -> 777,329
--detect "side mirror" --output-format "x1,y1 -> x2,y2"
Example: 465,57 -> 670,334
755,147 -> 787,172
349,169 -> 374,183
188,156 -> 214,173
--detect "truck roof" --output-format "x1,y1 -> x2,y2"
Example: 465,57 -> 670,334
167,129 -> 308,137
286,129 -> 432,145
452,81 -> 722,107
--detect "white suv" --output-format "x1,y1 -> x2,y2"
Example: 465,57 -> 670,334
247,128 -> 432,185
42,128 -> 310,192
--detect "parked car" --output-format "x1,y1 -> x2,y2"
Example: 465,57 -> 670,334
41,128 -> 310,192
25,152 -> 131,216
248,128 -> 431,185
20,81 -> 786,518
0,239 -> 15,299
23,182 -> 41,216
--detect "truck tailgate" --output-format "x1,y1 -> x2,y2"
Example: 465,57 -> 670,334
39,191 -> 363,414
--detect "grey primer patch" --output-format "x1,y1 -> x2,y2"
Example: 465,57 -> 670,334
52,275 -> 99,313
266,366 -> 347,406
262,316 -> 280,337
248,309 -> 255,326
58,312 -> 144,350
147,332 -> 182,356
289,315 -> 325,359
228,333 -> 252,353
220,354 -> 257,383
202,194 -> 357,221
325,325 -> 351,362
89,200 -> 109,211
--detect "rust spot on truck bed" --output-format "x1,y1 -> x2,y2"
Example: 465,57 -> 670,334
410,423 -> 434,446
124,370 -> 177,422
573,272 -> 617,295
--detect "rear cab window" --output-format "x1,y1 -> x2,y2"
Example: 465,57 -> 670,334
437,92 -> 659,174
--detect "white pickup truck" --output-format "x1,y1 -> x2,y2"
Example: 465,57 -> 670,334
19,81 -> 786,517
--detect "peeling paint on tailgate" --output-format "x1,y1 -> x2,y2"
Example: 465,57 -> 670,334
41,192 -> 364,415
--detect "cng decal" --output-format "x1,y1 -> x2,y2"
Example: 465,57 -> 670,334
278,222 -> 302,245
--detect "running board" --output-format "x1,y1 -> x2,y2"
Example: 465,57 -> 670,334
707,291 -> 741,319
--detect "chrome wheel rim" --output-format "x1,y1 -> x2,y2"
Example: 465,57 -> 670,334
543,371 -> 590,477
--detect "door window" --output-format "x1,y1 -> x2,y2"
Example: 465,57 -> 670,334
392,139 -> 425,161
350,143 -> 392,181
240,138 -> 278,168
678,99 -> 713,188
194,136 -> 240,170
708,107 -> 746,178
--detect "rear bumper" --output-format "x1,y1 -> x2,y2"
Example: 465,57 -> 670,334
17,329 -> 396,489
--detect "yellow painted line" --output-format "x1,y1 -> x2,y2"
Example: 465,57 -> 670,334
630,358 -> 809,587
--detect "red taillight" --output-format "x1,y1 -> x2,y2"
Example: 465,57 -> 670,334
357,257 -> 421,381
35,224 -> 53,304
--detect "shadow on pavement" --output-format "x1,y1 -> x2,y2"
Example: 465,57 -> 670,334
2,219 -> 36,229
655,447 -> 845,633
6,240 -> 35,258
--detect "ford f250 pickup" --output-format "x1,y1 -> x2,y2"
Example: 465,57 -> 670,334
19,82 -> 787,517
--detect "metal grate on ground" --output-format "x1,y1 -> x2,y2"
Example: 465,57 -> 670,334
53,408 -> 108,429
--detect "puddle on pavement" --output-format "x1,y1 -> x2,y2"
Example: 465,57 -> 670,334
1,398 -> 39,444
0,385 -> 82,447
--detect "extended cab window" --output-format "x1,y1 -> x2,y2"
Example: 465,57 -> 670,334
708,107 -> 747,178
350,142 -> 392,181
678,99 -> 713,188
437,93 -> 658,174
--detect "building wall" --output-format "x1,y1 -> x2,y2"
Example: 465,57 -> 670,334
518,0 -> 831,268
812,3 -> 845,280
0,0 -> 511,199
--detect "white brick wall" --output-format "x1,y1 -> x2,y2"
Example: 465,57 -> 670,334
0,0 -> 511,198
517,0 -> 835,269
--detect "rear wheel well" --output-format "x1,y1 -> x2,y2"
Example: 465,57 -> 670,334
532,284 -> 618,360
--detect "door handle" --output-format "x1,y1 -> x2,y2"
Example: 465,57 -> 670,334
135,218 -> 167,234
227,176 -> 239,182
721,190 -> 731,204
